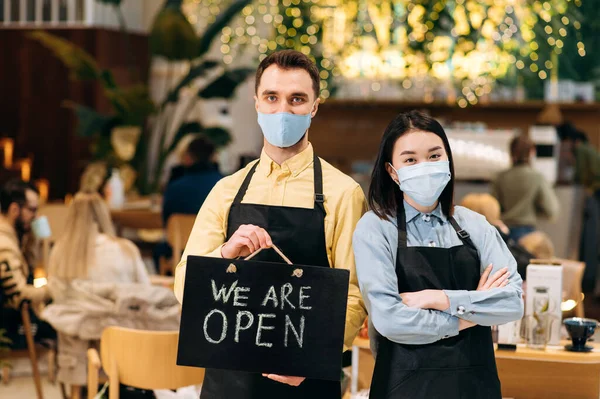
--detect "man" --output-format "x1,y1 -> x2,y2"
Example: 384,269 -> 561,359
154,136 -> 223,269
0,179 -> 50,348
491,135 -> 559,242
174,50 -> 367,399
163,135 -> 223,224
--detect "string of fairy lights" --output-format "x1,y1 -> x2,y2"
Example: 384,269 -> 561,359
183,0 -> 586,106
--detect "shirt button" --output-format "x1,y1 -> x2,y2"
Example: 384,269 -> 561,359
457,305 -> 465,315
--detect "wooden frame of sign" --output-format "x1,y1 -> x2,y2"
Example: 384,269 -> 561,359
177,255 -> 350,381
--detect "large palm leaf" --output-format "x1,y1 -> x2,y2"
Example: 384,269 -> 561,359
28,31 -> 101,81
150,0 -> 197,61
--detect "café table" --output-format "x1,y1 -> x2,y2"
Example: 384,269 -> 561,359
350,337 -> 600,399
496,341 -> 600,399
110,207 -> 163,236
149,275 -> 175,291
110,197 -> 163,235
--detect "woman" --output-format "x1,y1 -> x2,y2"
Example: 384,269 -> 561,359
48,191 -> 149,294
492,135 -> 559,242
461,193 -> 534,280
45,192 -> 152,390
353,111 -> 523,399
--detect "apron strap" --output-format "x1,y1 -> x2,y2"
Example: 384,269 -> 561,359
449,216 -> 477,250
232,154 -> 326,215
313,154 -> 326,216
396,203 -> 408,249
232,161 -> 260,205
397,207 -> 477,251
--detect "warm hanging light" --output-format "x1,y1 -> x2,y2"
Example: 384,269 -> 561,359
184,0 -> 585,103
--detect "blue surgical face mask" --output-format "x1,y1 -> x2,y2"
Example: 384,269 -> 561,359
257,106 -> 314,148
389,161 -> 451,207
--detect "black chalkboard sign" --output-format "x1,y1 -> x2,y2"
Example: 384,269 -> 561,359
177,255 -> 350,381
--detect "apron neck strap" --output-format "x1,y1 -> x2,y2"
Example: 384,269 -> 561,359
232,153 -> 326,214
397,207 -> 477,250
448,216 -> 477,250
396,204 -> 408,249
313,154 -> 326,215
233,161 -> 260,205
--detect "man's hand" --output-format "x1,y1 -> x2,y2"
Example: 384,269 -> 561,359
477,264 -> 509,291
262,374 -> 306,386
400,289 -> 449,311
221,224 -> 273,259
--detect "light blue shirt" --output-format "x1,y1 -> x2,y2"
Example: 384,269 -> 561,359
353,201 -> 524,349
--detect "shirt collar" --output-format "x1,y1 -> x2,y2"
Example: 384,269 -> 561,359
403,200 -> 447,223
257,143 -> 314,178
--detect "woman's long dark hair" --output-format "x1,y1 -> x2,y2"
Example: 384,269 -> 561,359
368,110 -> 456,219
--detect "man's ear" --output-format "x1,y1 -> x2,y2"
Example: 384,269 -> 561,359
7,202 -> 20,218
311,97 -> 320,118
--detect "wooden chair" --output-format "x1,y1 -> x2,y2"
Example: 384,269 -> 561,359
87,327 -> 205,399
1,302 -> 45,398
159,214 -> 196,276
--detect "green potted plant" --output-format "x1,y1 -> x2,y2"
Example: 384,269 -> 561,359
29,0 -> 254,195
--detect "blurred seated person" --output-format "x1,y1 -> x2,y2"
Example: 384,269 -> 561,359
519,231 -> 555,260
164,135 -> 223,197
492,135 -> 559,242
461,193 -> 533,280
154,136 -> 223,268
0,179 -> 53,349
48,191 -> 150,289
45,191 -> 152,387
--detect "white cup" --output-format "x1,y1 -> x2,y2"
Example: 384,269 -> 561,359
31,216 -> 52,239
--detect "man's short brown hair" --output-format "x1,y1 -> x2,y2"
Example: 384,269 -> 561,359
255,50 -> 320,99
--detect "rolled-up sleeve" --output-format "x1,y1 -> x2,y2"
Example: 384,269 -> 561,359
443,211 -> 524,326
354,213 -> 460,345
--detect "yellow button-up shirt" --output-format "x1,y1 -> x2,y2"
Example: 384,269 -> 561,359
174,143 -> 368,349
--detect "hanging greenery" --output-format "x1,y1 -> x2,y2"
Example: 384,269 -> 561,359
190,0 -> 588,106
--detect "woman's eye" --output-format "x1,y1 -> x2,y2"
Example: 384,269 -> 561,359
430,153 -> 441,160
404,158 -> 416,163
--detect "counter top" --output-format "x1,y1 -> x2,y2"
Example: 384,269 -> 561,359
352,337 -> 600,364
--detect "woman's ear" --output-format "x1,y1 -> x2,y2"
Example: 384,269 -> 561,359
385,162 -> 399,185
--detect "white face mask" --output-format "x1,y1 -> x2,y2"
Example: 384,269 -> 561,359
389,161 -> 451,207
257,102 -> 317,148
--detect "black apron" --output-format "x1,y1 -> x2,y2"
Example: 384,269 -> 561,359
200,154 -> 342,399
369,207 -> 501,399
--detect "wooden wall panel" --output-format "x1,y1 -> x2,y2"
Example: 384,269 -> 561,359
310,100 -> 600,174
0,28 -> 149,199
